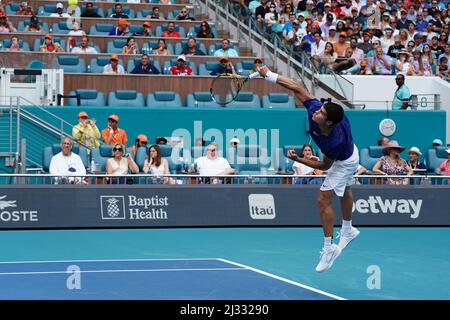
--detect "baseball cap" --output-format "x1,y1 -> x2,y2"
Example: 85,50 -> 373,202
230,137 -> 241,145
21,2 -> 28,6
110,54 -> 119,61
432,138 -> 443,146
137,134 -> 148,143
156,137 -> 168,144
0,12 -> 6,18
219,56 -> 229,62
384,27 -> 394,32
44,33 -> 53,39
326,13 -> 334,20
407,147 -> 422,156
56,2 -> 63,9
78,111 -> 88,119
305,16 -> 313,21
118,18 -> 129,26
108,114 -> 119,122
254,57 -> 264,63
339,32 -> 347,37
293,19 -> 299,25
324,2 -> 331,7
177,54 -> 186,61
329,25 -> 336,31
143,21 -> 151,28
351,7 -> 358,12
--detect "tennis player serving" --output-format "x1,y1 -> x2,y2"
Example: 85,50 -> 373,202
256,65 -> 360,272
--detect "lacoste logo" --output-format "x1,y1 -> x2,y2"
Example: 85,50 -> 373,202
0,196 -> 17,210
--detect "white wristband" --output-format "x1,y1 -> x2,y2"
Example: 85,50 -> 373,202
248,72 -> 260,79
265,71 -> 279,83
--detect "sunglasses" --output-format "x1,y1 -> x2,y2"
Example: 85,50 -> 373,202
207,149 -> 216,152
181,11 -> 187,13
113,148 -> 123,151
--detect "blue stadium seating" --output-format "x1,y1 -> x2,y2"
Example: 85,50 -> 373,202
106,7 -> 136,19
27,60 -> 46,69
262,93 -> 296,108
18,20 -> 49,32
235,60 -> 256,76
187,25 -> 219,38
80,5 -> 105,17
57,56 -> 86,73
33,37 -> 66,52
1,39 -> 30,51
42,143 -> 89,172
51,21 -> 72,34
107,90 -> 145,107
174,40 -> 207,55
126,58 -> 161,73
89,23 -> 114,36
226,92 -> 261,109
155,24 -> 186,37
4,3 -> 20,15
162,59 -> 197,75
232,145 -> 270,175
167,10 -> 195,20
147,91 -> 183,108
208,43 -> 240,56
186,92 -> 218,108
146,40 -> 174,55
359,146 -> 384,172
89,56 -> 125,74
67,89 -> 105,107
37,4 -> 63,16
106,38 -> 130,54
198,61 -> 220,76
425,147 -> 448,173
136,9 -> 164,19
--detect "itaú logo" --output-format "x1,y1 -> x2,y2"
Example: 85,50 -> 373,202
248,194 -> 276,220
352,196 -> 422,219
0,195 -> 39,222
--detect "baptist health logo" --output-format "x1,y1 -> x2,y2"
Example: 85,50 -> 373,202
100,196 -> 126,220
248,194 -> 276,220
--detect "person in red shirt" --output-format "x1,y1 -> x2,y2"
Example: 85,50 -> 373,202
436,148 -> 450,176
170,55 -> 193,75
101,114 -> 128,146
330,0 -> 342,16
161,21 -> 181,38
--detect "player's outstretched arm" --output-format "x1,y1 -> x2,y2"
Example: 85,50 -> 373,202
255,65 -> 315,102
287,150 -> 334,171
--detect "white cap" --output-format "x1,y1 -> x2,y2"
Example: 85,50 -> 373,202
177,55 -> 186,61
407,147 -> 422,156
230,137 -> 241,144
56,2 -> 64,9
446,148 -> 450,154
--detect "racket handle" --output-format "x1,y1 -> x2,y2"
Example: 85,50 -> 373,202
248,72 -> 260,79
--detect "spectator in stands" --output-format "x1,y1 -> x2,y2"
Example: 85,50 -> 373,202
311,31 -> 327,69
39,34 -> 65,53
176,7 -> 195,21
143,144 -> 174,184
421,44 -> 435,76
436,56 -> 450,81
68,21 -> 86,37
370,46 -> 392,75
154,39 -> 170,55
50,3 -> 70,18
170,55 -> 192,76
380,27 -> 396,53
406,21 -> 418,42
397,8 -> 411,30
320,13 -> 335,40
406,147 -> 426,171
340,37 -> 365,74
50,137 -> 86,184
293,144 -> 323,185
23,16 -> 43,33
0,12 -> 17,33
320,41 -> 338,69
181,37 -> 206,56
17,2 -> 34,16
282,13 -> 297,39
395,50 -> 415,75
192,142 -> 235,184
387,35 -> 405,58
285,20 -> 304,49
122,36 -> 138,54
264,2 -> 281,33
195,138 -> 205,147
392,74 -> 411,110
103,55 -> 125,75
328,25 -> 339,42
430,36 -> 445,62
197,21 -> 215,38
331,47 -> 357,74
435,148 -> 450,176
438,32 -> 449,48
69,36 -> 98,54
72,111 -> 100,153
432,139 -> 443,149
438,43 -> 450,65
131,54 -> 160,74
5,36 -> 23,52
109,19 -> 130,36
102,114 -> 128,146
133,22 -> 152,37
110,4 -> 129,19
131,134 -> 148,156
81,2 -> 102,18
409,49 -> 424,75
214,39 -> 239,57
160,0 -> 173,4
333,32 -> 350,57
146,6 -> 165,20
210,57 -> 237,76
161,22 -> 181,38
156,137 -> 168,145
249,56 -> 264,76
106,143 -> 139,182
377,136 -> 390,147
229,137 -> 240,149
372,140 -> 413,185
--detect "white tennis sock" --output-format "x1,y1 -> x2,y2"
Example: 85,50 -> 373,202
342,220 -> 352,230
324,236 -> 333,249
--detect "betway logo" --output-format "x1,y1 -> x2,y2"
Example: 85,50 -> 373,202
352,196 -> 422,219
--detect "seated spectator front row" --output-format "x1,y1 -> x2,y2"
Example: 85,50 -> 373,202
372,141 -> 413,185
436,148 -> 450,176
293,144 -> 323,185
191,142 -> 235,184
143,144 -> 174,184
49,137 -> 86,184
131,54 -> 160,74
103,55 -> 125,75
106,143 -> 139,184
170,55 -> 192,75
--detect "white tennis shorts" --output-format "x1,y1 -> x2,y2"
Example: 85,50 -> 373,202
320,144 -> 359,197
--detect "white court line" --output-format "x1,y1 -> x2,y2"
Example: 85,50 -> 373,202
0,258 -> 220,264
218,258 -> 346,300
0,267 -> 246,276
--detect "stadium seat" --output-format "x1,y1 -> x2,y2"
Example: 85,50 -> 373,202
4,3 -> 20,15
235,60 -> 256,76
1,39 -> 30,51
187,26 -> 218,38
162,59 -> 197,75
33,37 -> 66,52
425,147 -> 448,173
136,9 -> 164,19
198,61 -> 220,76
135,145 -> 178,173
262,93 -> 296,108
89,23 -> 114,36
232,145 -> 270,175
37,4 -> 61,16
51,21 -> 72,34
107,90 -> 145,107
226,92 -> 261,109
168,10 -> 195,20
42,143 -> 88,172
174,41 -> 207,56
146,91 -> 183,108
106,38 -> 129,54
106,7 -> 136,19
128,24 -> 144,35
18,20 -> 49,33
190,146 -> 207,160
89,56 -> 125,74
67,89 -> 105,107
57,55 -> 86,73
126,58 -> 161,73
80,5 -> 105,17
359,146 -> 384,172
146,40 -> 174,55
155,24 -> 186,37
186,92 -> 218,108
27,60 -> 46,69
208,43 -> 240,56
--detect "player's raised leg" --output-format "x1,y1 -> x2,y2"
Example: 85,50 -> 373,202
338,187 -> 360,250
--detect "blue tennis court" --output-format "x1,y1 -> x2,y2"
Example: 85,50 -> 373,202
0,227 -> 449,300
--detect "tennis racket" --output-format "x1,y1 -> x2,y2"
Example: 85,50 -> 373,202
210,72 -> 260,106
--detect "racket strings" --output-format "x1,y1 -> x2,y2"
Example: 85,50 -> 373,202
211,76 -> 245,105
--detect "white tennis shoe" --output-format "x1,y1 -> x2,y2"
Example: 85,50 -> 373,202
337,227 -> 360,250
315,244 -> 342,273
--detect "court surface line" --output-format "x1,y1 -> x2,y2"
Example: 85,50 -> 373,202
218,258 -> 346,300
0,258 -> 220,264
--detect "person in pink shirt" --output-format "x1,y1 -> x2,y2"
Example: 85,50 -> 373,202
436,148 -> 450,176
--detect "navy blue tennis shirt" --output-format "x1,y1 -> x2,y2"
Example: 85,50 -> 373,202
304,99 -> 354,161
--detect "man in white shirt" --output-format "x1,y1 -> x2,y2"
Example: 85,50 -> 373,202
311,31 -> 326,69
194,143 -> 235,184
50,2 -> 70,18
49,137 -> 86,184
213,39 -> 239,58
70,36 -> 98,54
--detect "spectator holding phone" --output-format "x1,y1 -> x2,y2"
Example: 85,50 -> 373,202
102,114 -> 127,145
106,143 -> 139,183
72,111 -> 100,153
